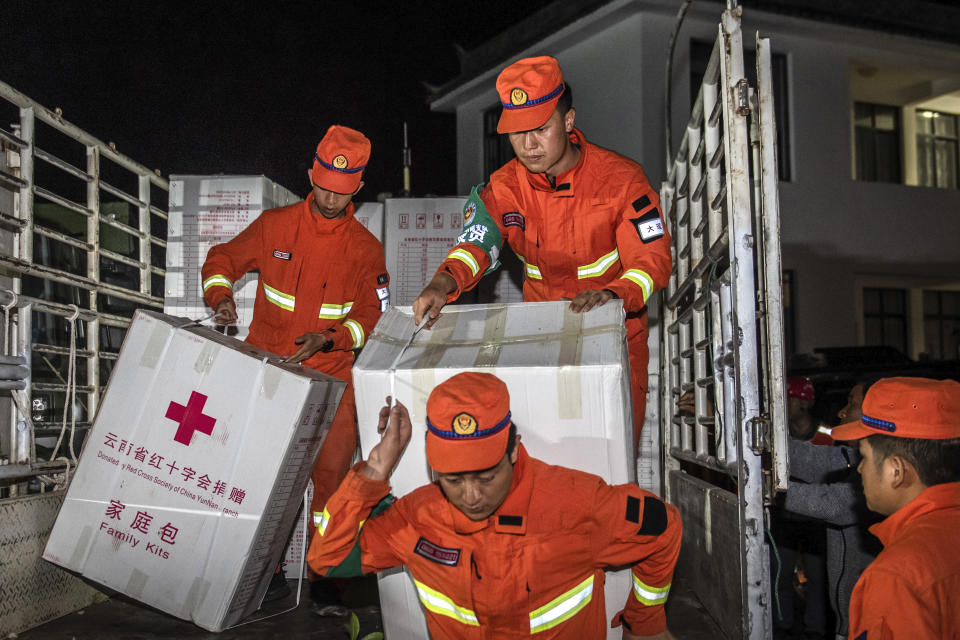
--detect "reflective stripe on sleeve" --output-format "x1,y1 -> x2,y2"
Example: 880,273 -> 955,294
314,507 -> 330,536
202,274 -> 233,292
514,251 -> 543,281
449,248 -> 480,277
577,249 -> 619,279
529,574 -> 594,634
318,302 -> 354,319
343,319 -> 364,349
414,580 -> 479,626
262,282 -> 295,311
620,269 -> 654,304
632,575 -> 670,606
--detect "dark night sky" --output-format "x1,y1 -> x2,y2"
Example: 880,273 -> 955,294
2,1 -> 553,200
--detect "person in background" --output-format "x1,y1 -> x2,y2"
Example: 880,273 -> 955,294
830,377 -> 960,639
788,376 -> 834,446
308,372 -> 682,639
201,125 -> 389,616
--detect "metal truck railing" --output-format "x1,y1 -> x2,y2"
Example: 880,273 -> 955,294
659,9 -> 787,640
0,79 -> 168,497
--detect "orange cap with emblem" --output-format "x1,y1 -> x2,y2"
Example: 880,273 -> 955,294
311,125 -> 370,194
496,56 -> 566,134
425,372 -> 513,473
831,377 -> 960,441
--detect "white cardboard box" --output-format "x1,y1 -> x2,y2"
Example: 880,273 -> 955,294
354,301 -> 635,640
43,310 -> 345,631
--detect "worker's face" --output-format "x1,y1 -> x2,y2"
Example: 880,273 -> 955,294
437,442 -> 519,521
838,384 -> 866,423
787,397 -> 808,421
309,179 -> 361,219
856,438 -> 895,515
507,108 -> 576,178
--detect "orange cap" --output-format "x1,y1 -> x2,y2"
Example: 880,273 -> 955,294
496,56 -> 566,133
310,125 -> 370,194
425,372 -> 512,473
831,377 -> 960,441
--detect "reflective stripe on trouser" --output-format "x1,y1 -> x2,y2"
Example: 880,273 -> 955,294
619,269 -> 654,304
318,302 -> 354,319
577,249 -> 619,279
449,248 -> 480,277
414,579 -> 479,627
314,507 -> 330,535
203,274 -> 233,291
633,575 -> 670,606
308,385 -> 356,550
262,282 -> 295,311
343,319 -> 364,349
529,574 -> 594,633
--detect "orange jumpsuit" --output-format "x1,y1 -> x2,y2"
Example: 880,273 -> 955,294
848,482 -> 960,639
308,445 -> 682,639
436,129 -> 671,449
201,193 -> 389,534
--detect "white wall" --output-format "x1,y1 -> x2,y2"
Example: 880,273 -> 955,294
440,0 -> 960,357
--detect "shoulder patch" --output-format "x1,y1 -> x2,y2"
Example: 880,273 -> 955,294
502,212 -> 525,230
414,537 -> 461,567
272,249 -> 292,261
625,496 -> 641,523
632,195 -> 652,212
377,273 -> 389,285
631,208 -> 665,244
637,496 -> 668,536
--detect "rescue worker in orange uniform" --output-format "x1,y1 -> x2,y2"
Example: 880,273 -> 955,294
413,57 -> 671,452
830,377 -> 960,639
307,372 -> 682,639
201,125 -> 389,614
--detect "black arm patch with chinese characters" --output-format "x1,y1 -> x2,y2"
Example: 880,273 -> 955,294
630,207 -> 665,244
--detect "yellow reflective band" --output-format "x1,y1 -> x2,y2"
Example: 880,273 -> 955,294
414,580 -> 479,626
577,249 -> 619,279
529,574 -> 594,634
525,263 -> 543,280
620,269 -> 653,304
449,248 -> 480,277
343,319 -> 364,349
318,301 -> 354,319
202,274 -> 232,292
263,282 -> 295,311
315,507 -> 330,536
632,575 -> 670,606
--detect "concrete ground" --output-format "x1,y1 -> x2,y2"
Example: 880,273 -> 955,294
16,574 -> 723,639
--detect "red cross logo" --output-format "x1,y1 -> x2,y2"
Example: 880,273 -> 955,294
165,391 -> 216,446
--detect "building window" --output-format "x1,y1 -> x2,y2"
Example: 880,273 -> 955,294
690,41 -> 792,181
854,102 -> 901,183
782,269 -> 796,357
483,105 -> 515,179
863,287 -> 908,354
916,110 -> 959,189
923,290 -> 960,360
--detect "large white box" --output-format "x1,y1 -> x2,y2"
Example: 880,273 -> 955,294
43,310 -> 345,631
354,301 -> 635,640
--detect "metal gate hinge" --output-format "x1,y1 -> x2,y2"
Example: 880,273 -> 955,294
748,415 -> 770,454
736,79 -> 751,116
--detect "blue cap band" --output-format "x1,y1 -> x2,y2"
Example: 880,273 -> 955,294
501,83 -> 564,110
426,411 -> 512,440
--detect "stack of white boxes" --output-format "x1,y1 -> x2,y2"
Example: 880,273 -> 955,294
354,301 -> 638,640
43,310 -> 345,631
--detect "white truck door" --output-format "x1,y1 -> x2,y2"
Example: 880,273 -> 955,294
659,9 -> 786,640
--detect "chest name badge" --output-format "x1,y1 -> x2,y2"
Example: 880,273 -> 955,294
502,212 -> 525,231
414,536 -> 461,567
272,250 -> 292,261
